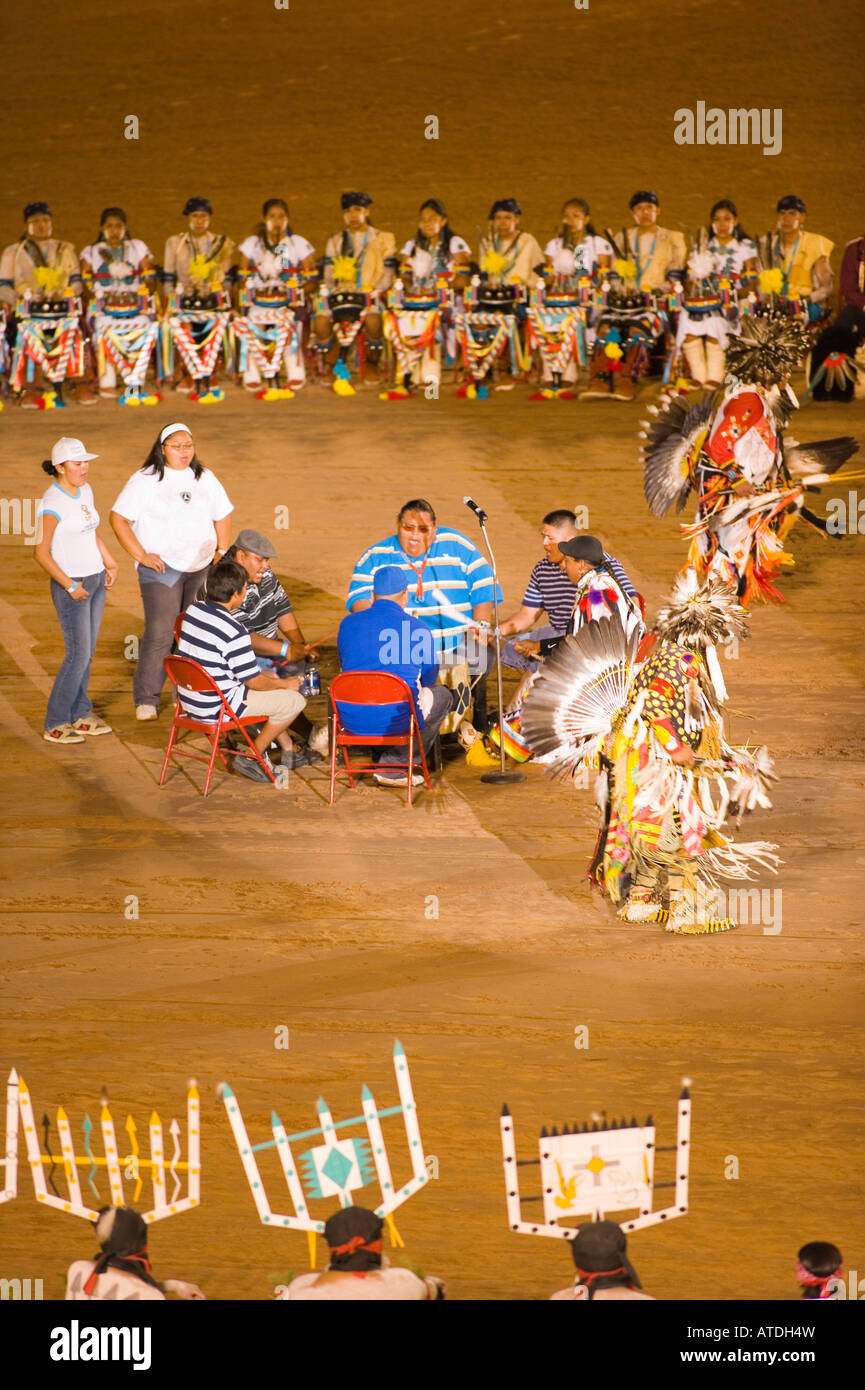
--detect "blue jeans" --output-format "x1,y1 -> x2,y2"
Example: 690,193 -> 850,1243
45,570 -> 107,730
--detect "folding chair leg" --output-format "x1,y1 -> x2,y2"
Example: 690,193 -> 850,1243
407,722 -> 414,806
329,715 -> 338,805
202,715 -> 224,797
159,710 -> 180,786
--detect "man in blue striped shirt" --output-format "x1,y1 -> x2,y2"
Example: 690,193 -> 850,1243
497,510 -> 638,671
177,560 -> 308,783
347,499 -> 502,657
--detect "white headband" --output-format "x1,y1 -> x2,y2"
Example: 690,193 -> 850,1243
159,422 -> 191,444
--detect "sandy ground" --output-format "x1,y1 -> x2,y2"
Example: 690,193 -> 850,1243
1,0 -> 864,1302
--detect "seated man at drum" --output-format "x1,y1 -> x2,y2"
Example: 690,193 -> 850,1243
337,566 -> 461,787
496,510 -> 637,673
177,559 -> 308,782
0,201 -> 95,406
162,196 -> 235,394
224,527 -> 325,766
758,195 -> 834,326
584,190 -> 686,400
468,197 -> 544,388
80,206 -> 158,397
313,192 -> 397,386
347,498 -> 500,729
234,197 -> 317,391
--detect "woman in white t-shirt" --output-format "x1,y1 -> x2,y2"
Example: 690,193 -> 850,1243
110,423 -> 233,720
235,198 -> 317,389
80,206 -> 158,394
34,437 -> 119,745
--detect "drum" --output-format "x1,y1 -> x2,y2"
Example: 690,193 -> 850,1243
475,283 -> 520,314
329,288 -> 369,323
402,290 -> 440,313
26,296 -> 74,318
100,290 -> 142,318
180,290 -> 221,312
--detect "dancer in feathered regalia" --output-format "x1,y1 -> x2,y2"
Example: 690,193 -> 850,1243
641,310 -> 859,603
521,573 -> 779,935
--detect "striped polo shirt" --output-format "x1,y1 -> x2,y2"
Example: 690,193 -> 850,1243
347,526 -> 502,655
176,601 -> 259,719
234,568 -> 293,638
523,555 -> 636,633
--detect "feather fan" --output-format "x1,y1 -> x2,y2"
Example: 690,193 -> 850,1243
641,390 -> 717,517
521,613 -> 641,764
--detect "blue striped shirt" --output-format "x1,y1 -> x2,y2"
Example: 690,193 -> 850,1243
523,555 -> 636,633
176,601 -> 259,720
347,526 -> 502,655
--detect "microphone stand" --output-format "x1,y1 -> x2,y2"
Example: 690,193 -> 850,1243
470,508 -> 526,785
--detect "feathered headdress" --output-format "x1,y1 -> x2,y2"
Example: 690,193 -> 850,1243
655,570 -> 749,652
724,309 -> 809,387
655,570 -> 749,705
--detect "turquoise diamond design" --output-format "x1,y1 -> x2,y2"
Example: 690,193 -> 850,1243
321,1146 -> 354,1188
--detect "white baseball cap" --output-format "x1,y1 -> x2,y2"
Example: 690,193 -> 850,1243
51,437 -> 98,466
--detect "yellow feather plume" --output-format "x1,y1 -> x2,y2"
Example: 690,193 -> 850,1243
189,254 -> 218,284
604,342 -> 624,360
480,250 -> 509,277
759,268 -> 784,295
332,256 -> 357,284
613,258 -> 637,281
34,266 -> 64,293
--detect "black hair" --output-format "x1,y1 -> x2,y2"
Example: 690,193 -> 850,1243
398,498 -> 436,524
41,459 -> 59,477
542,509 -> 577,528
257,198 -> 292,244
141,432 -> 204,482
708,199 -> 750,243
407,198 -> 459,264
206,560 -> 248,604
799,1242 -> 842,1278
95,206 -> 130,244
560,198 -> 598,243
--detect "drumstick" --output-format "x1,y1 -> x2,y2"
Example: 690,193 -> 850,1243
429,588 -> 493,633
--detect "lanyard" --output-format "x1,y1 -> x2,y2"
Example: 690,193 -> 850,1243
633,231 -> 657,288
774,233 -> 800,294
405,552 -> 432,599
494,233 -> 523,278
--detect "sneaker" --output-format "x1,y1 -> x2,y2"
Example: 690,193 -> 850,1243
234,751 -> 276,783
373,771 -> 425,788
308,722 -> 330,756
135,704 -> 158,721
278,744 -> 323,769
72,715 -> 112,736
43,723 -> 85,744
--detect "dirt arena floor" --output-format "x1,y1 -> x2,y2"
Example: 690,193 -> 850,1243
1,0 -> 864,1302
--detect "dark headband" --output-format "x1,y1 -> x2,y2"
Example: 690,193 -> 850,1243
183,196 -> 212,216
24,201 -> 51,220
341,191 -> 372,209
629,190 -> 659,209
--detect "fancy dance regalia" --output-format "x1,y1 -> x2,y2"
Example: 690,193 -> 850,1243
234,222 -> 316,399
757,196 -> 834,331
161,198 -> 235,402
382,206 -> 470,399
456,200 -> 542,397
315,193 -> 396,391
81,230 -> 160,404
521,576 -> 779,935
642,312 -> 860,603
1,203 -> 88,406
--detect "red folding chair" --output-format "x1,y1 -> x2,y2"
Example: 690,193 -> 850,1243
329,671 -> 433,806
160,655 -> 277,796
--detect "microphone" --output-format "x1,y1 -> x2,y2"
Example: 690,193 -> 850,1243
463,496 -> 488,524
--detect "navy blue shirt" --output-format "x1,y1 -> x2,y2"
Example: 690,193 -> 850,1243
337,599 -> 439,734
